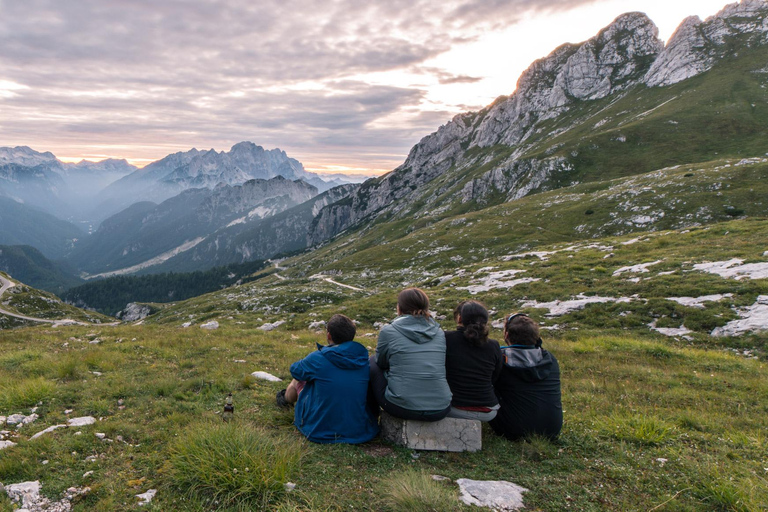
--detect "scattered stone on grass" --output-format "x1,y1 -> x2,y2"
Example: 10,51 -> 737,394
136,489 -> 157,505
181,322 -> 192,328
521,294 -> 633,316
456,479 -> 528,511
259,320 -> 285,331
284,482 -> 296,492
667,294 -> 733,308
250,371 -> 282,382
648,320 -> 692,337
1,481 -> 86,511
458,269 -> 540,295
308,320 -> 326,330
30,424 -> 67,440
693,259 -> 768,280
613,260 -> 663,276
0,440 -> 16,450
0,416 -> 5,425
67,416 -> 96,427
200,320 -> 219,330
711,295 -> 768,337
431,475 -> 451,482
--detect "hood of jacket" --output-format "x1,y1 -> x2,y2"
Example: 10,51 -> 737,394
502,346 -> 556,382
390,314 -> 442,344
317,341 -> 370,370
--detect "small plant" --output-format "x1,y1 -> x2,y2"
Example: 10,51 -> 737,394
169,420 -> 303,509
380,469 -> 462,512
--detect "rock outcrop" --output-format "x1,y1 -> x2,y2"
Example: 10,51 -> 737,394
645,0 -> 768,86
306,1 -> 768,247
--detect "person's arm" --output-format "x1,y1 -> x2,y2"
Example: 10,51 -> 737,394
492,342 -> 503,383
290,351 -> 322,382
375,326 -> 392,371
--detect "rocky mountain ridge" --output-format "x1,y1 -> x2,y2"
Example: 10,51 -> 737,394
95,142 -> 341,222
68,177 -> 319,275
308,0 -> 768,246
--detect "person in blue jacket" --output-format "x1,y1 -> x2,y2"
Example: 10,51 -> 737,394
276,314 -> 379,444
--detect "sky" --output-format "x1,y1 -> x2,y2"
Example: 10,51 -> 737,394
0,0 -> 734,176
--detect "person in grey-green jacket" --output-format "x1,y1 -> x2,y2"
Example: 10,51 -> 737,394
368,288 -> 452,421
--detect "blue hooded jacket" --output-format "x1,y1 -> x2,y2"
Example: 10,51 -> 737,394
291,341 -> 379,444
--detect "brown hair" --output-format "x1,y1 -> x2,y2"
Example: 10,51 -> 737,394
397,288 -> 431,318
504,313 -> 541,346
453,300 -> 468,323
327,314 -> 356,344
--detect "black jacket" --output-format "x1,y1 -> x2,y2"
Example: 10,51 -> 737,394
444,329 -> 503,408
490,346 -> 563,440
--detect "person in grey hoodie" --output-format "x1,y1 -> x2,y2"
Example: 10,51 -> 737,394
369,288 -> 452,421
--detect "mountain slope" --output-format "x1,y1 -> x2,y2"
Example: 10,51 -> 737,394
69,177 -> 318,275
307,2 -> 768,246
0,197 -> 83,260
147,183 -> 359,273
0,245 -> 82,294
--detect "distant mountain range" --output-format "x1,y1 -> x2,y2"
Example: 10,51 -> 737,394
3,0 -> 768,289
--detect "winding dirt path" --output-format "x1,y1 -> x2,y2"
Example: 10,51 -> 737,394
0,275 -> 118,326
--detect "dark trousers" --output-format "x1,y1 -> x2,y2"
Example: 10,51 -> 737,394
368,356 -> 450,422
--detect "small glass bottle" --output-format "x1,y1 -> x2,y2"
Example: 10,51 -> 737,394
223,392 -> 234,422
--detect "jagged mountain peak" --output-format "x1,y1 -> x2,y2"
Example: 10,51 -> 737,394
0,146 -> 59,167
645,0 -> 768,86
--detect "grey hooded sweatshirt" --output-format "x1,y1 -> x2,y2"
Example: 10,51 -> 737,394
375,315 -> 452,412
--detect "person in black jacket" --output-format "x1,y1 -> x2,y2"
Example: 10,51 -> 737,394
444,301 -> 503,421
490,313 -> 563,440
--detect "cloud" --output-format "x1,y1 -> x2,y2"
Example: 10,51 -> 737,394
0,0 -> 599,171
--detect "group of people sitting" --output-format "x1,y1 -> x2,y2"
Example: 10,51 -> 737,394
276,287 -> 563,445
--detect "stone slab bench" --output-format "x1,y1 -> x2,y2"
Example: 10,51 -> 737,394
380,411 -> 482,452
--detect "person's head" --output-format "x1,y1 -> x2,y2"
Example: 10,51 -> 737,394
459,300 -> 489,346
326,314 -> 356,344
453,300 -> 468,325
504,313 -> 541,347
397,288 -> 431,318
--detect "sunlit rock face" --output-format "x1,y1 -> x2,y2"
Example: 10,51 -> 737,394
306,1 -> 768,247
645,0 -> 768,87
473,12 -> 663,149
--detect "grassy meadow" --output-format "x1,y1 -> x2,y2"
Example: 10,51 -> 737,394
1,215 -> 768,510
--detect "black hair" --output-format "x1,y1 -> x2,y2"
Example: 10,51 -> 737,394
460,300 -> 489,347
397,288 -> 431,318
327,314 -> 356,344
504,313 -> 541,346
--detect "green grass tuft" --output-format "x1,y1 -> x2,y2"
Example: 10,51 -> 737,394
0,376 -> 55,410
380,469 -> 464,512
602,413 -> 678,446
168,420 -> 304,509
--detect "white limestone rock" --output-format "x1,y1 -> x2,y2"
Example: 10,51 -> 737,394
136,489 -> 157,505
30,424 -> 67,440
259,320 -> 285,331
457,479 -> 529,511
0,440 -> 17,450
712,295 -> 768,337
200,320 -> 219,330
250,371 -> 282,382
67,416 -> 97,427
4,480 -> 41,509
116,303 -> 153,322
6,414 -> 26,425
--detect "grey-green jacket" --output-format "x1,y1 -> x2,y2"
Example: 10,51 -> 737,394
375,315 -> 452,412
